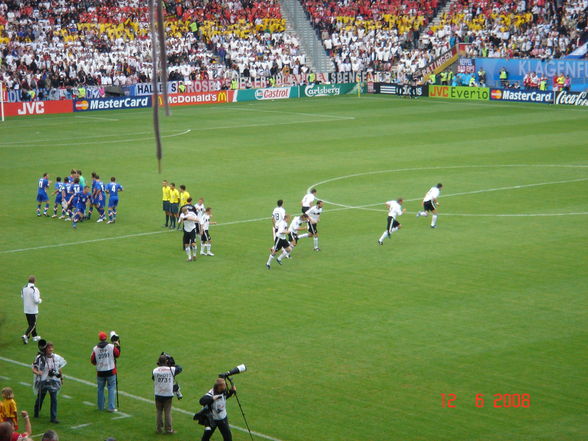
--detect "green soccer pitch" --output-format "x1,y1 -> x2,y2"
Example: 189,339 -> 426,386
0,95 -> 587,441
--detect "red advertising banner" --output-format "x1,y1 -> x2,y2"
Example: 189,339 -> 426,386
4,100 -> 73,117
158,91 -> 234,107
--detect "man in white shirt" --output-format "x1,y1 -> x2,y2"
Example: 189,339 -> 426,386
416,183 -> 443,228
21,275 -> 42,344
288,213 -> 309,250
179,207 -> 199,261
271,199 -> 286,239
306,200 -> 323,251
266,214 -> 293,269
152,354 -> 183,434
301,188 -> 317,213
378,198 -> 406,245
199,207 -> 216,256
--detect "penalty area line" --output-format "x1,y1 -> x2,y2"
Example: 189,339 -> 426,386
0,216 -> 273,255
0,356 -> 286,441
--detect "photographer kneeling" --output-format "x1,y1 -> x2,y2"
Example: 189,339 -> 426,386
199,378 -> 235,441
152,354 -> 182,434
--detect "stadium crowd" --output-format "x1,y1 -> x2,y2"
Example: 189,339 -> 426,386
0,0 -> 586,99
0,0 -> 309,100
301,0 -> 586,79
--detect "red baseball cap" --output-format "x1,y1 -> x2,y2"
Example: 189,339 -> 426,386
98,331 -> 108,341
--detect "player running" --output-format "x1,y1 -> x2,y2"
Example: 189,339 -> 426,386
288,213 -> 309,253
378,198 -> 406,245
272,199 -> 286,239
106,177 -> 123,224
199,207 -> 216,256
416,183 -> 443,228
51,177 -> 65,218
266,214 -> 292,269
306,200 -> 323,251
36,173 -> 51,217
301,188 -> 317,213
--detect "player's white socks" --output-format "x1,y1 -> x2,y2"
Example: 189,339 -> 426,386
298,233 -> 309,239
185,247 -> 191,258
379,231 -> 388,242
279,250 -> 289,260
313,237 -> 319,248
417,211 -> 428,217
266,255 -> 274,266
192,245 -> 198,256
431,215 -> 438,227
391,227 -> 399,233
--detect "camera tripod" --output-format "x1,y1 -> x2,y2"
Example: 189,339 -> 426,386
226,376 -> 254,441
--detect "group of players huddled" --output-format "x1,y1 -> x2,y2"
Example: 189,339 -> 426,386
35,170 -> 123,229
161,180 -> 215,261
267,188 -> 324,269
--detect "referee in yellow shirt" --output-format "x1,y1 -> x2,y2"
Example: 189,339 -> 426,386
169,183 -> 180,229
162,180 -> 171,227
177,185 -> 191,230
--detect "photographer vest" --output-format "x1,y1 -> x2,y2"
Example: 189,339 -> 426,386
206,389 -> 228,420
153,366 -> 177,397
93,343 -> 116,372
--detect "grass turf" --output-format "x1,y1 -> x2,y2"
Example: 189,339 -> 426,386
0,95 -> 587,441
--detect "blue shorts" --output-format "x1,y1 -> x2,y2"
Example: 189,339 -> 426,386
96,198 -> 105,208
76,205 -> 86,214
55,196 -> 63,204
108,198 -> 119,208
37,192 -> 49,202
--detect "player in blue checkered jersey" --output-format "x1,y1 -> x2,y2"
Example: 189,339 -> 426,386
36,173 -> 51,217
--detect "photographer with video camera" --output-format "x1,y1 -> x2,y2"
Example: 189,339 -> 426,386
152,353 -> 182,434
198,377 -> 236,441
32,341 -> 66,424
90,331 -> 120,412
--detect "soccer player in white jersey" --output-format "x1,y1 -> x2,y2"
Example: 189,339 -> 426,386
416,183 -> 443,228
266,214 -> 292,269
272,199 -> 286,239
179,207 -> 199,261
194,197 -> 206,247
288,213 -> 309,252
301,188 -> 317,213
378,198 -> 406,245
200,207 -> 216,256
306,200 -> 323,251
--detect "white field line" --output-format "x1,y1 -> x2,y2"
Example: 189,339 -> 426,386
0,115 -> 349,148
319,177 -> 588,210
74,115 -> 120,122
1,172 -> 588,255
82,401 -> 94,406
0,356 -> 285,441
0,129 -> 193,148
237,105 -> 355,120
111,411 -> 132,420
71,423 -> 92,429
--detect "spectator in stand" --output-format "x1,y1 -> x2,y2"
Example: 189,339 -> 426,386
0,410 -> 32,441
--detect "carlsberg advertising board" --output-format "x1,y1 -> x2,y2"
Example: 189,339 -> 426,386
301,83 -> 365,97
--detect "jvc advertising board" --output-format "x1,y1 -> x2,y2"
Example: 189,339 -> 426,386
429,86 -> 489,100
